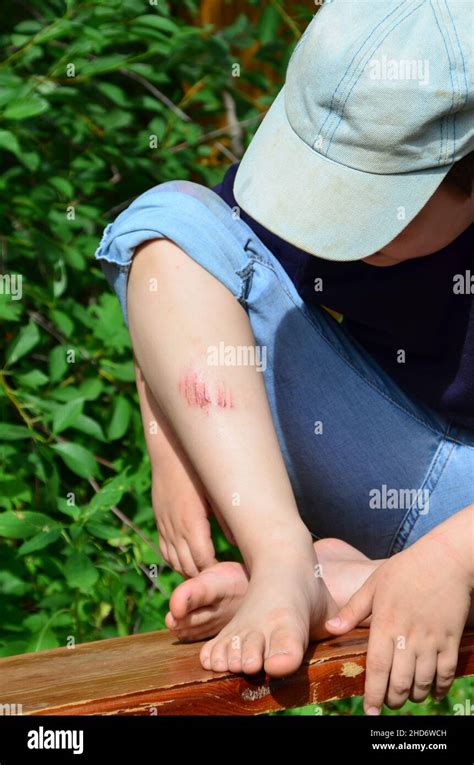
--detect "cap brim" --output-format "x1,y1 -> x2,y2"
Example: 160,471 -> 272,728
234,88 -> 449,261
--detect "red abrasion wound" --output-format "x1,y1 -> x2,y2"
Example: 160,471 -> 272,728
216,383 -> 235,409
178,371 -> 235,410
178,371 -> 212,409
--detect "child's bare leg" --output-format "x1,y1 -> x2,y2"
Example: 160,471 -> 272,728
127,238 -> 339,677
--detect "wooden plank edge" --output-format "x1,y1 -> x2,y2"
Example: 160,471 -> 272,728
27,632 -> 474,716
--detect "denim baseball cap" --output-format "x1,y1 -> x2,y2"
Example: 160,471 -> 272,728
233,0 -> 474,261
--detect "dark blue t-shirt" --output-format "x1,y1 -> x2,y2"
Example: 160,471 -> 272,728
212,162 -> 474,430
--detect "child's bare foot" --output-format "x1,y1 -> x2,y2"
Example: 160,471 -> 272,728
198,540 -> 340,678
166,538 -> 381,642
313,538 -> 380,622
165,562 -> 250,641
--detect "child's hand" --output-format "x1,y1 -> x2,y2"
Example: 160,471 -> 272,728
152,456 -> 236,579
325,535 -> 472,714
152,458 -> 216,578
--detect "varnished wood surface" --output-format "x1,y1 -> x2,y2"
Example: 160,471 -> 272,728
1,628 -> 474,715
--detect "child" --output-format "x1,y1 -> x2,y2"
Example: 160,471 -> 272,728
95,1 -> 474,716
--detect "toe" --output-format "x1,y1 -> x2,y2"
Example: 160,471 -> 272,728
227,633 -> 244,673
264,627 -> 305,677
172,607 -> 223,641
241,631 -> 266,675
169,581 -> 197,620
209,637 -> 231,673
165,611 -> 178,631
169,569 -> 231,620
200,639 -> 214,670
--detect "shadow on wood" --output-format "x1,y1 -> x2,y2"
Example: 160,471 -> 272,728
2,629 -> 474,715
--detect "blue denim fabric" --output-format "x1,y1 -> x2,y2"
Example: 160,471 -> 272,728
94,181 -> 474,560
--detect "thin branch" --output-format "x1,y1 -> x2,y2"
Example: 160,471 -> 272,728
28,310 -> 64,344
0,370 -> 44,437
167,112 -> 263,154
223,90 -> 244,157
269,0 -> 302,38
119,68 -> 191,122
27,310 -> 94,363
88,477 -> 163,562
215,140 -> 239,163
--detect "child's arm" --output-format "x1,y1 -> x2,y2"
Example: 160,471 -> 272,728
325,504 -> 474,714
134,355 -> 231,578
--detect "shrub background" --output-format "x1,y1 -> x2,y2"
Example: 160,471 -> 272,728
0,0 -> 471,716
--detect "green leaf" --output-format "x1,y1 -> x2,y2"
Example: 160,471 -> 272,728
72,414 -> 105,441
26,629 -> 59,652
0,478 -> 32,510
0,292 -> 23,321
53,259 -> 67,298
49,177 -> 74,199
86,472 -> 129,517
48,345 -> 68,382
0,571 -> 29,597
14,20 -> 43,34
259,6 -> 280,45
50,308 -> 74,337
15,370 -> 49,388
21,151 -> 40,172
132,15 -> 180,34
97,82 -> 129,107
57,497 -> 80,521
0,129 -> 21,159
80,55 -> 127,77
90,293 -> 130,353
100,359 -> 134,382
51,442 -> 99,478
78,378 -> 103,401
4,95 -> 49,120
0,511 -> 57,539
86,521 -> 120,540
18,528 -> 62,555
0,423 -> 31,440
6,320 -> 40,365
64,552 -> 99,591
107,396 -> 131,440
52,398 -> 84,435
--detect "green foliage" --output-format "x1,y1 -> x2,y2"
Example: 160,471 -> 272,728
0,0 -> 295,661
1,0 -> 471,716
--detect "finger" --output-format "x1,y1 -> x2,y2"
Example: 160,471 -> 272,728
385,641 -> 416,709
176,539 -> 201,579
162,517 -> 188,575
167,544 -> 184,576
185,523 -> 218,572
158,535 -> 171,567
409,650 -> 437,703
157,519 -> 176,566
326,575 -> 377,633
364,622 -> 394,715
434,643 -> 459,700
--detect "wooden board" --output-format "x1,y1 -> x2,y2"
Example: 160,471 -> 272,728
1,628 -> 474,715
